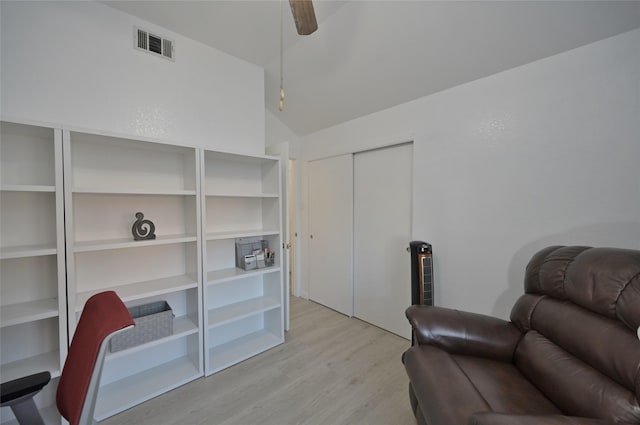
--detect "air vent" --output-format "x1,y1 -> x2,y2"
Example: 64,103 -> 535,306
134,26 -> 174,61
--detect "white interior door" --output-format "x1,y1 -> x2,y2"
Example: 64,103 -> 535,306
266,143 -> 290,330
288,159 -> 297,297
308,154 -> 353,316
354,143 -> 412,339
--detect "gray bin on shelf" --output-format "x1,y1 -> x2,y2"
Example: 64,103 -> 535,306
110,300 -> 174,352
236,238 -> 271,270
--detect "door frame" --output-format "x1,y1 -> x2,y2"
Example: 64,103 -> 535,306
266,142 -> 291,330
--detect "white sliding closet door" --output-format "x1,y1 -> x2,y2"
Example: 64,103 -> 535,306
308,154 -> 353,316
354,143 -> 412,339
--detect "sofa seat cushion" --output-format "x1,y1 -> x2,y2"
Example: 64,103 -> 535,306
453,355 -> 561,414
404,345 -> 562,424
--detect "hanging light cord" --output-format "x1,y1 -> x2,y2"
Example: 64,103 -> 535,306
279,0 -> 285,111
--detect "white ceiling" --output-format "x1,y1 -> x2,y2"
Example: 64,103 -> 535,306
105,1 -> 640,136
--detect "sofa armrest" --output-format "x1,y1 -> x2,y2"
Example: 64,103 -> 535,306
468,413 -> 622,425
406,305 -> 521,362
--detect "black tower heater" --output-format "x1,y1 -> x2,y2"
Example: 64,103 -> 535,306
409,241 -> 433,306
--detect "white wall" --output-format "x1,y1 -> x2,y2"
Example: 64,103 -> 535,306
265,109 -> 301,158
265,108 -> 304,297
1,1 -> 264,154
300,29 -> 640,319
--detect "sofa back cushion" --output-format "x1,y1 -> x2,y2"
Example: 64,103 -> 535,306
510,246 -> 640,423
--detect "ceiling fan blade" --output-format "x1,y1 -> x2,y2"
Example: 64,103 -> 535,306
289,0 -> 318,35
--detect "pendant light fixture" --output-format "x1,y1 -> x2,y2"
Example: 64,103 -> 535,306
278,0 -> 318,112
279,0 -> 285,111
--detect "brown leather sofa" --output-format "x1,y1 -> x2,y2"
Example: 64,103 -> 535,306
402,246 -> 640,425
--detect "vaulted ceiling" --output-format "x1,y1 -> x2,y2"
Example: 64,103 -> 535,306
105,1 -> 640,136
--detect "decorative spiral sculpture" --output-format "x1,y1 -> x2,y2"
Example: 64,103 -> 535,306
132,212 -> 156,241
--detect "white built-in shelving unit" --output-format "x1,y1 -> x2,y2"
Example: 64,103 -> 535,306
1,120 -> 67,425
201,151 -> 284,375
63,130 -> 204,420
1,122 -> 285,421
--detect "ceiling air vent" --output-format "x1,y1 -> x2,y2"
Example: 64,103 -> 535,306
134,26 -> 174,61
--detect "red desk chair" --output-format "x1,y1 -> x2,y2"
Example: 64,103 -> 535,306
1,291 -> 134,425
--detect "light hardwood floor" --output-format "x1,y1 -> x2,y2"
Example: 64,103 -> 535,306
102,297 -> 415,425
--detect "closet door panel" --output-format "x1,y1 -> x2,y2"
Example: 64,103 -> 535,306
354,144 -> 412,339
308,154 -> 353,316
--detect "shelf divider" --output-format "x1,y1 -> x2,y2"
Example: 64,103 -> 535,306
204,192 -> 278,198
75,274 -> 198,311
94,356 -> 200,421
205,229 -> 280,241
0,351 -> 61,382
208,330 -> 281,374
207,296 -> 280,329
74,234 -> 197,253
73,187 -> 196,196
0,244 -> 57,259
206,266 -> 281,285
1,184 -> 56,192
1,298 -> 59,327
105,315 -> 199,360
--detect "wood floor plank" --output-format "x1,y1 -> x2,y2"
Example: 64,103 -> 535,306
101,297 -> 414,425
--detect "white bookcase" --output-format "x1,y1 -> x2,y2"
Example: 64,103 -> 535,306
1,121 -> 67,424
201,151 -> 284,375
62,130 -> 203,420
2,121 -> 286,420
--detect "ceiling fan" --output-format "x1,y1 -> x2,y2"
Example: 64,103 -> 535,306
288,0 -> 318,35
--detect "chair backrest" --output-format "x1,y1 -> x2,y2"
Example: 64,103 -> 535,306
57,291 -> 134,425
510,246 -> 640,423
